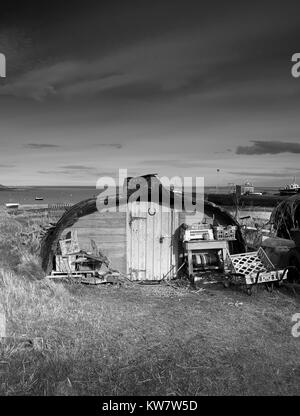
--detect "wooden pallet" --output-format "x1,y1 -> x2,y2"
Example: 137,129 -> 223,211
47,270 -> 122,285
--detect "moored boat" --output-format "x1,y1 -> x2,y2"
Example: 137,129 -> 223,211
279,178 -> 300,196
5,203 -> 19,209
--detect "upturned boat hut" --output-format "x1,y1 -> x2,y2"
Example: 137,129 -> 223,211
41,175 -> 245,280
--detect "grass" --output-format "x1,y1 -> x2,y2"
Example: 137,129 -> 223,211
0,210 -> 300,396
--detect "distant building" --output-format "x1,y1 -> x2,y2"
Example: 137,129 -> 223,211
242,181 -> 255,195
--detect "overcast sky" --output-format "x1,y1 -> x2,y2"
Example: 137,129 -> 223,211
0,0 -> 299,186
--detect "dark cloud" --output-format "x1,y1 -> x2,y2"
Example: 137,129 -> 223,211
0,164 -> 15,168
100,81 -> 165,101
38,169 -> 96,176
38,170 -> 60,174
1,1 -> 300,186
60,165 -> 95,171
0,1 -> 224,63
236,141 -> 300,155
95,170 -> 135,178
142,160 -> 196,168
141,159 -> 211,169
38,167 -> 127,177
1,0 -> 299,106
95,143 -> 122,149
25,143 -> 60,149
214,149 -> 233,154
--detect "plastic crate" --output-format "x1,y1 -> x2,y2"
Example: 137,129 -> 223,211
224,247 -> 288,289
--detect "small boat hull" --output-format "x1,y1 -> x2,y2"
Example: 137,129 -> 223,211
279,189 -> 300,196
5,203 -> 19,209
279,177 -> 300,196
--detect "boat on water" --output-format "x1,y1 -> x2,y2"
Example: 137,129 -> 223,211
35,197 -> 44,201
5,203 -> 19,209
279,178 -> 300,196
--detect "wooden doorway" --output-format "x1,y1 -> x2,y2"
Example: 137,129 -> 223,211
127,201 -> 176,280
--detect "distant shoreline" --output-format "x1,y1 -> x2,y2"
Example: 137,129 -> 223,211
0,185 -> 279,190
0,185 -> 96,190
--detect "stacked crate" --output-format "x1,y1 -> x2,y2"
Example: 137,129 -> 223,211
213,225 -> 237,241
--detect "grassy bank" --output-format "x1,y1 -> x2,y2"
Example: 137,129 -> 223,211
1,272 -> 300,396
0,211 -> 300,396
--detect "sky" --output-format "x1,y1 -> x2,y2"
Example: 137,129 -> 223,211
0,0 -> 300,187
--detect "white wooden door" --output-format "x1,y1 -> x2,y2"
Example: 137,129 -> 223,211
127,201 -> 176,280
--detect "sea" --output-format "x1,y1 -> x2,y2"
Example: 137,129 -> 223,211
0,186 -> 97,206
0,185 -> 279,207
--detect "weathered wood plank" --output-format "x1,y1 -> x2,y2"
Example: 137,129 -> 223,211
71,218 -> 126,228
71,228 -> 126,236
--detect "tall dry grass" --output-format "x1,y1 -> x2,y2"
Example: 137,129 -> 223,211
0,210 -> 45,279
0,211 -> 77,395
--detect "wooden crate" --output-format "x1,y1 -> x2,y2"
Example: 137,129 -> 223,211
55,255 -> 77,272
59,230 -> 80,256
213,226 -> 236,241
